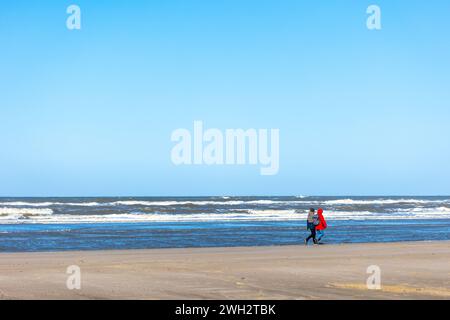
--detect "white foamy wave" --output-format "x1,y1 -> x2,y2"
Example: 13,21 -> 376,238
113,201 -> 186,206
0,210 -> 299,224
394,206 -> 450,213
110,198 -> 448,207
0,200 -> 281,207
0,201 -> 103,207
0,198 -> 447,208
59,202 -> 102,206
322,199 -> 447,205
1,207 -> 450,225
0,201 -> 57,207
0,207 -> 54,216
111,200 -> 284,206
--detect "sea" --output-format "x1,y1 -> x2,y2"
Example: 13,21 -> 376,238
0,196 -> 449,252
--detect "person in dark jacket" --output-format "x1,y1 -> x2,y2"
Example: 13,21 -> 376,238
305,208 -> 318,245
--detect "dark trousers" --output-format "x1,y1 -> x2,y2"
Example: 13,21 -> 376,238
306,225 -> 316,243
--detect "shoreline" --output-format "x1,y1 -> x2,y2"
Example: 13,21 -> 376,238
0,239 -> 447,255
1,241 -> 449,299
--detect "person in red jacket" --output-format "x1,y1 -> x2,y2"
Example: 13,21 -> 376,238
316,208 -> 327,243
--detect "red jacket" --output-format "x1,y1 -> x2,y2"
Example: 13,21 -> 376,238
316,208 -> 327,230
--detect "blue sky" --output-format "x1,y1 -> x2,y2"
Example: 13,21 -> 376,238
1,0 -> 449,196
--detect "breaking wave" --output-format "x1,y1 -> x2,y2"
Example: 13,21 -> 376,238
0,207 -> 449,224
0,198 -> 447,208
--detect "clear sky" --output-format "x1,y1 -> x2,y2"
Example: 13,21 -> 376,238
1,0 -> 449,196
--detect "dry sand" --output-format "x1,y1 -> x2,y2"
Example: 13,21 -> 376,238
0,241 -> 449,299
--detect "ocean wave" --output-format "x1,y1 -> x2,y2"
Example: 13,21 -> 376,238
0,200 -> 278,207
0,201 -> 57,207
393,206 -> 450,213
322,199 -> 448,205
111,200 -> 284,206
0,207 -> 54,216
0,201 -> 102,207
0,207 -> 450,224
0,198 -> 448,208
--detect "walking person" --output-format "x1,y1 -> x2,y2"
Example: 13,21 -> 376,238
305,208 -> 318,245
316,208 -> 327,243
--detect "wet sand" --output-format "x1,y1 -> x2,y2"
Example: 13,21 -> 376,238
0,241 -> 449,299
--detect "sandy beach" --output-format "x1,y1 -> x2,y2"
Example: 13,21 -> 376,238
0,241 -> 449,300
